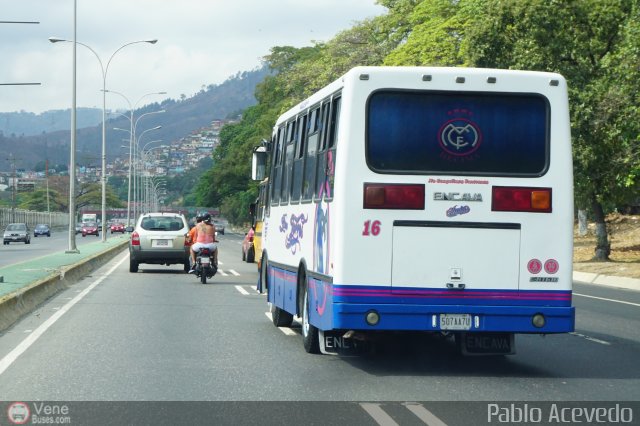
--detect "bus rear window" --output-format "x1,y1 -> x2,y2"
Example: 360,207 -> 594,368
366,91 -> 549,176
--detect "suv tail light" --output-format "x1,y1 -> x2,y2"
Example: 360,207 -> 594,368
131,231 -> 140,246
492,186 -> 552,213
364,183 -> 425,210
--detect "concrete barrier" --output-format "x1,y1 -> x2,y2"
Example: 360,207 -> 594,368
0,239 -> 128,332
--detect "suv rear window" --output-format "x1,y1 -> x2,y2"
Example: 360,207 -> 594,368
366,90 -> 549,176
141,216 -> 184,231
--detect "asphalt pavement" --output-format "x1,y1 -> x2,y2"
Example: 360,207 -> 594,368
0,233 -> 638,424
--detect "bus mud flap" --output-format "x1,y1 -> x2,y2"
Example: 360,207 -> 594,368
319,330 -> 371,356
458,332 -> 516,356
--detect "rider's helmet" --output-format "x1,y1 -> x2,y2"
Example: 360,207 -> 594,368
195,214 -> 203,223
202,213 -> 212,223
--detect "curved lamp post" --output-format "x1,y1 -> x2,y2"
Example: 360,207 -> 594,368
110,102 -> 165,226
49,37 -> 158,241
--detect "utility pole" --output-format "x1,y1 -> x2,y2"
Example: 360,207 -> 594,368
6,154 -> 20,222
46,159 -> 51,225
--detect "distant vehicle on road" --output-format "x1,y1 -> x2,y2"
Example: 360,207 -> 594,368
242,227 -> 255,263
110,223 -> 125,234
82,222 -> 99,237
213,219 -> 225,235
34,224 -> 51,237
128,212 -> 190,273
3,223 -> 31,245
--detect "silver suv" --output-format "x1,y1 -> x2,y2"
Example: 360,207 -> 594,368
3,223 -> 31,245
128,213 -> 190,273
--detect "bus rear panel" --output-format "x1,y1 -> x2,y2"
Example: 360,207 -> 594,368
261,67 -> 574,353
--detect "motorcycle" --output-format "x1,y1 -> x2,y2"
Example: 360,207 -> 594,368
195,247 -> 217,284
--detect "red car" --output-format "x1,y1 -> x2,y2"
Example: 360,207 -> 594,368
110,223 -> 125,234
82,222 -> 99,237
241,227 -> 255,263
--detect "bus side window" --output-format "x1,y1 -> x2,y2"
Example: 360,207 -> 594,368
259,180 -> 268,219
271,127 -> 285,205
315,95 -> 340,201
303,107 -> 320,201
291,114 -> 308,203
325,96 -> 341,201
281,119 -> 297,205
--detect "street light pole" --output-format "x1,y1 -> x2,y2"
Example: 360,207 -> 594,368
109,97 -> 165,226
67,0 -> 78,253
49,37 -> 158,241
134,127 -> 162,217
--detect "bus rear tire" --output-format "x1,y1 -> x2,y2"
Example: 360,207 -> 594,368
271,304 -> 293,327
302,285 -> 320,354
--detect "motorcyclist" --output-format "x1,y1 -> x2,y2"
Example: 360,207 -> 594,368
185,214 -> 202,268
189,213 -> 218,273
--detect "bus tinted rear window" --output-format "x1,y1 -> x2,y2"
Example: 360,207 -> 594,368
367,91 -> 549,176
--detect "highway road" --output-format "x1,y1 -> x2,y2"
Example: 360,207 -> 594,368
0,233 -> 638,424
0,227 -> 120,269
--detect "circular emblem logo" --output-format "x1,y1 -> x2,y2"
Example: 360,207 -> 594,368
544,259 -> 559,274
438,118 -> 482,156
7,402 -> 30,425
527,259 -> 542,274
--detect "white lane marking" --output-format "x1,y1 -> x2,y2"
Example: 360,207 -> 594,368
264,312 -> 297,335
217,269 -> 228,276
574,292 -> 640,308
235,285 -> 250,296
569,332 -> 611,346
0,254 -> 128,377
404,403 -> 449,426
360,403 -> 400,426
23,330 -> 32,334
228,269 -> 240,276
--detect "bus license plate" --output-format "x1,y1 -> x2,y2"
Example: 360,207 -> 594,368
440,314 -> 471,330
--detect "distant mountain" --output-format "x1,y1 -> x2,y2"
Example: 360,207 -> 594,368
0,67 -> 270,172
0,108 -> 103,137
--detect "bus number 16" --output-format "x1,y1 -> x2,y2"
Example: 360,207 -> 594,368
363,220 -> 381,236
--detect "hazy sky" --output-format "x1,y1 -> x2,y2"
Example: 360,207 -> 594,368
0,0 -> 385,114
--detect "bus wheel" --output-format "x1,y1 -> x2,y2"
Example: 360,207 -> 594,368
271,303 -> 293,327
302,285 -> 320,354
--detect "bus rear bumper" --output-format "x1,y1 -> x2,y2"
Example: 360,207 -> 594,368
331,304 -> 575,333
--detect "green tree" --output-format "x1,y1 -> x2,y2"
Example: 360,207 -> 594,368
18,188 -> 66,211
384,0 -> 483,66
465,0 -> 639,260
75,182 -> 125,212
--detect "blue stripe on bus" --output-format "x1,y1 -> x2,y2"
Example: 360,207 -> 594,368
332,285 -> 572,307
267,264 -> 574,333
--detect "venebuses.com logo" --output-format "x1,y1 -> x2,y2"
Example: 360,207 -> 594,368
6,402 -> 30,425
5,401 -> 71,424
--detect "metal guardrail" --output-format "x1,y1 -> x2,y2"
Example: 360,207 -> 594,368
0,207 -> 69,229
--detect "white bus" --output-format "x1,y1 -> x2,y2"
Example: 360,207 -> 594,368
253,66 -> 574,355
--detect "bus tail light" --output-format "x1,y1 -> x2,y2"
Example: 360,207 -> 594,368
363,183 -> 424,210
492,186 -> 552,213
131,231 -> 140,246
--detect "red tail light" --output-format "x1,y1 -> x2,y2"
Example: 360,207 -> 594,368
492,186 -> 552,213
131,231 -> 140,246
364,183 -> 424,210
